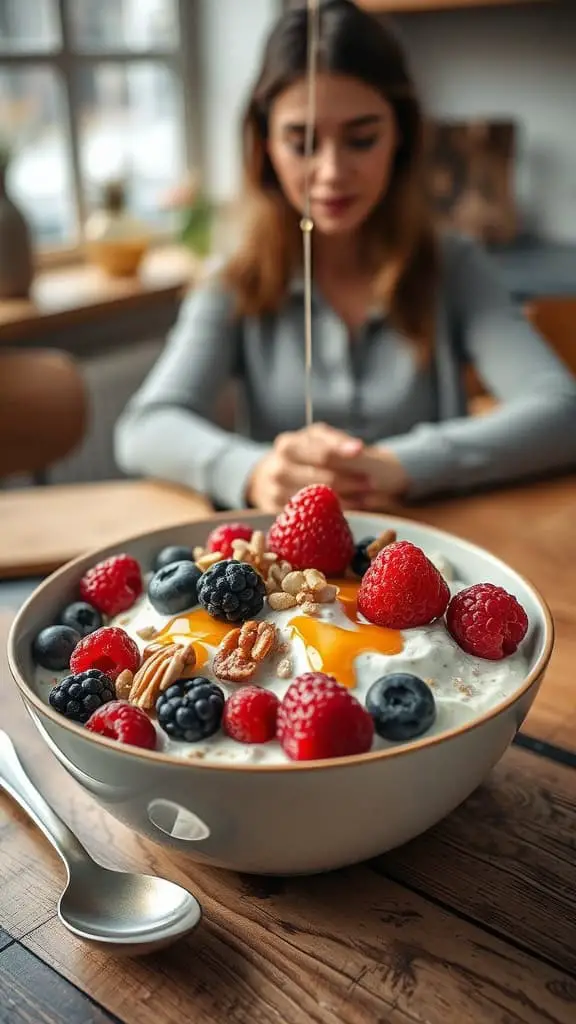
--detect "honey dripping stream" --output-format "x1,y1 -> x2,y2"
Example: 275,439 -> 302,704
301,0 -> 320,427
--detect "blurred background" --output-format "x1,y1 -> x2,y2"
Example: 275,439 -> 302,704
0,0 -> 575,578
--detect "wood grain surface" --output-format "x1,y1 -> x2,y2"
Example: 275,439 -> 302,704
1,611 -> 576,1024
0,480 -> 212,579
404,475 -> 576,752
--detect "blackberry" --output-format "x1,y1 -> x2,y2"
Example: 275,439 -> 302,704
153,544 -> 194,572
350,536 -> 376,578
197,559 -> 265,623
156,677 -> 225,742
59,601 -> 103,637
33,624 -> 81,671
49,669 -> 116,723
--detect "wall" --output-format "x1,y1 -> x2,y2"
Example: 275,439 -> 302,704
394,3 -> 576,243
199,0 -> 281,201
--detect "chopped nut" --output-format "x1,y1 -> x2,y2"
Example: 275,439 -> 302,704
213,620 -> 278,683
232,530 -> 278,579
276,657 -> 293,679
193,545 -> 205,560
196,550 -> 223,572
268,591 -> 297,611
116,669 -> 134,700
136,624 -> 158,641
315,583 -> 338,604
366,529 -> 397,561
303,568 -> 326,592
266,560 -> 293,594
129,641 -> 196,708
281,570 -> 306,596
300,601 -> 320,616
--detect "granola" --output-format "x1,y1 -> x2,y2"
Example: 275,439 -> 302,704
267,566 -> 338,612
128,641 -> 196,709
213,620 -> 278,683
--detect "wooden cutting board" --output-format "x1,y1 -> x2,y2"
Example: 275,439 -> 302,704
0,479 -> 213,579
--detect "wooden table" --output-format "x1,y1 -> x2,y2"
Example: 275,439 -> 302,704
1,477 -> 576,1023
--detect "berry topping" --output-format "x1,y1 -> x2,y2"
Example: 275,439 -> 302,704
446,583 -> 529,660
148,560 -> 202,615
366,673 -> 436,741
153,545 -> 194,572
70,626 -> 140,682
32,625 -> 81,671
206,522 -> 253,559
222,686 -> 279,744
350,536 -> 376,578
79,554 -> 143,617
267,485 -> 354,577
49,669 -> 116,724
277,672 -> 374,761
156,677 -> 225,742
197,559 -> 266,623
358,540 -> 450,629
59,601 -> 103,638
85,701 -> 157,750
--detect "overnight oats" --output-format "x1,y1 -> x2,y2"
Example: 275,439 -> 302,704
31,485 -> 530,764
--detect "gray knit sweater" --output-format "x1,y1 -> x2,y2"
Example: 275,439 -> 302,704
115,233 -> 576,508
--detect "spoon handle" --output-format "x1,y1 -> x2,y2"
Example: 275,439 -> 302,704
0,731 -> 88,868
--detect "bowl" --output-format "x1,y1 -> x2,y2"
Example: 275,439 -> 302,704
8,512 -> 553,876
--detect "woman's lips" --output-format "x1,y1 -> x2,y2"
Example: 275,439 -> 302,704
313,196 -> 355,217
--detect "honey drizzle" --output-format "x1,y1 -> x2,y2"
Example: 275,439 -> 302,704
300,0 -> 320,428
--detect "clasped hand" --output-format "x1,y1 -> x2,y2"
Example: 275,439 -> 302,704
246,422 -> 408,513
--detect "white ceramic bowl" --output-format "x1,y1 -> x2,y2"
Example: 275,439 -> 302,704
8,513 -> 553,876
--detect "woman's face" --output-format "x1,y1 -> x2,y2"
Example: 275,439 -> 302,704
268,72 -> 398,236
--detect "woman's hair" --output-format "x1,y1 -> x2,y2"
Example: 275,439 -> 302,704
222,0 -> 438,354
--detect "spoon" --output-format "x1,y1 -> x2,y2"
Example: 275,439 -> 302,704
0,730 -> 202,955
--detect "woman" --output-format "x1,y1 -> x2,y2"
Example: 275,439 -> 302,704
115,0 -> 576,512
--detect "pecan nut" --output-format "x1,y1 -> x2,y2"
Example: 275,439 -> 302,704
213,620 -> 278,683
129,641 -> 196,709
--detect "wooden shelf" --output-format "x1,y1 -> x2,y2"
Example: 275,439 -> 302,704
361,0 -> 548,12
0,246 -> 199,346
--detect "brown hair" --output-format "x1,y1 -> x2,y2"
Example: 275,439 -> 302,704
222,0 -> 438,354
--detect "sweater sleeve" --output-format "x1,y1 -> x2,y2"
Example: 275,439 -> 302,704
382,238 -> 576,497
114,282 -> 270,509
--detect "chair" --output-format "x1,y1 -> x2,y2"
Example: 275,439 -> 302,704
0,348 -> 87,481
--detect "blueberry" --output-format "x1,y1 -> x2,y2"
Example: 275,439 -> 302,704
366,673 -> 436,742
148,560 -> 202,615
351,536 -> 376,578
59,601 -> 103,637
32,624 -> 81,671
153,545 -> 194,572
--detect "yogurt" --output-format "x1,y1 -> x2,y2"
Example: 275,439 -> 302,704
34,556 -> 530,765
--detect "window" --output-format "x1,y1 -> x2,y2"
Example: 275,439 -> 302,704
0,0 -> 199,254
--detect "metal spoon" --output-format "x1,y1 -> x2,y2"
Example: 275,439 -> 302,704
0,731 -> 202,955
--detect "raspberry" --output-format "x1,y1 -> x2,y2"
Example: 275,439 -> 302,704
206,522 -> 253,559
223,686 -> 279,744
267,485 -> 354,577
79,554 -> 143,617
446,583 -> 529,660
86,701 -> 157,750
358,540 -> 450,629
277,672 -> 374,761
70,626 -> 141,682
197,560 -> 265,623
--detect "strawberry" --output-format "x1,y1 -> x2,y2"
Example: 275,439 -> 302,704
277,672 -> 374,761
267,485 -> 354,577
79,554 -> 143,617
446,583 -> 528,660
358,540 -> 450,629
